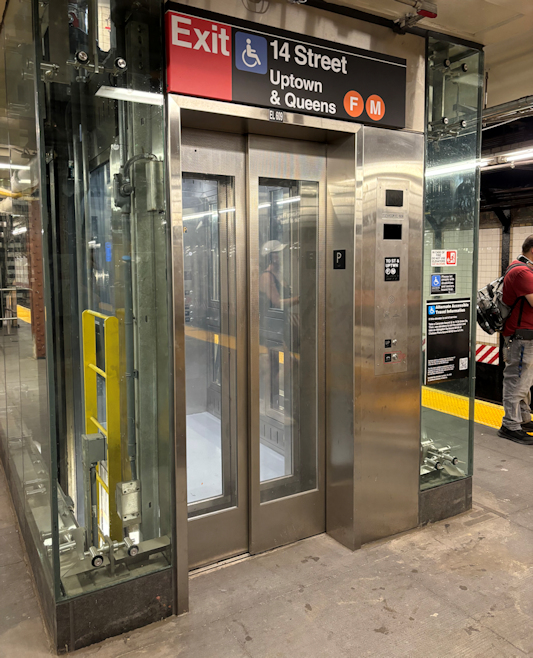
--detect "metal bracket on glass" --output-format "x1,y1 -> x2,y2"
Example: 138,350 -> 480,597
116,480 -> 142,527
40,62 -> 60,81
421,439 -> 464,477
66,52 -> 128,78
86,536 -> 140,569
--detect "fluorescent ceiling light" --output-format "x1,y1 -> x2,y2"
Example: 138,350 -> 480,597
258,203 -> 271,209
183,208 -> 235,220
277,196 -> 301,205
95,86 -> 164,106
0,163 -> 30,171
504,148 -> 533,162
183,210 -> 215,221
426,160 -> 482,177
12,226 -> 27,235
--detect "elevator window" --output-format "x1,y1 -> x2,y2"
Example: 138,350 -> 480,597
182,174 -> 237,517
383,224 -> 402,240
386,189 -> 404,207
258,177 -> 318,502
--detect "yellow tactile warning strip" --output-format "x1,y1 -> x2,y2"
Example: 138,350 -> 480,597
16,305 -> 31,324
186,328 -> 505,429
422,386 -> 504,430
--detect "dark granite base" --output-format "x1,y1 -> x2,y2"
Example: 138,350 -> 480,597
419,476 -> 473,526
56,567 -> 174,653
0,434 -> 57,647
0,433 -> 175,654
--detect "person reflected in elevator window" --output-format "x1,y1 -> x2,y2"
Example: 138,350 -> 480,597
259,240 -> 299,429
259,240 -> 298,311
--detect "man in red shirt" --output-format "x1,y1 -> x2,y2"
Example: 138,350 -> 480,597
500,236 -> 533,444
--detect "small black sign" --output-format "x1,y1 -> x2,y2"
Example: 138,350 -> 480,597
384,339 -> 392,348
426,299 -> 470,385
269,109 -> 284,122
333,249 -> 346,270
384,257 -> 400,281
384,353 -> 392,363
431,273 -> 456,295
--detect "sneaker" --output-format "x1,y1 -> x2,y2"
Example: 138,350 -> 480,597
521,421 -> 533,432
498,426 -> 533,445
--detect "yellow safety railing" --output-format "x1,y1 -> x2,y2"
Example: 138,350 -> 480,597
82,310 -> 122,541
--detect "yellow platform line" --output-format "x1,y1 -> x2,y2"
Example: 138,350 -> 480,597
16,305 -> 31,324
422,386 -> 504,430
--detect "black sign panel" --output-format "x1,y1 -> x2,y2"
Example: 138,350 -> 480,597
166,4 -> 407,128
431,273 -> 456,295
426,299 -> 470,384
333,249 -> 346,270
384,257 -> 400,281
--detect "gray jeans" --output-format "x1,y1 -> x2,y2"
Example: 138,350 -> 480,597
502,336 -> 533,430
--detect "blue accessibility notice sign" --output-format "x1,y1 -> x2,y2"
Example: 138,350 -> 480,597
431,273 -> 456,295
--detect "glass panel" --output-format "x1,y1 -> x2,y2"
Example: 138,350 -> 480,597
22,0 -> 174,599
182,174 -> 237,517
0,0 -> 54,591
258,177 -> 318,503
421,40 -> 483,490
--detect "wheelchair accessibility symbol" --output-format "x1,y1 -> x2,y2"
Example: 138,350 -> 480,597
243,39 -> 261,67
235,32 -> 267,74
428,305 -> 436,315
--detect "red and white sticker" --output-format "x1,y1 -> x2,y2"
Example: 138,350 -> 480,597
166,12 -> 232,100
476,344 -> 499,365
431,249 -> 457,267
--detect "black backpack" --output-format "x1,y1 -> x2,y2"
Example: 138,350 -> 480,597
476,262 -> 527,335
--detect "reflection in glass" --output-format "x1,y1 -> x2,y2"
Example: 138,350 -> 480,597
258,178 -> 318,503
0,0 -> 173,606
182,175 -> 237,517
0,0 -> 54,588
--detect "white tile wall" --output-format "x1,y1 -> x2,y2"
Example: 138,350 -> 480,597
476,228 -> 502,346
510,225 -> 533,261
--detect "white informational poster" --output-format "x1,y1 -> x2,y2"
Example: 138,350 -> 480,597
431,249 -> 457,267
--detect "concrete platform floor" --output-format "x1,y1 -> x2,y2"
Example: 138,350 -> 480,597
1,423 -> 532,658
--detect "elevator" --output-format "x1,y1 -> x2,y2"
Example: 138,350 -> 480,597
168,96 -> 424,571
178,127 -> 326,569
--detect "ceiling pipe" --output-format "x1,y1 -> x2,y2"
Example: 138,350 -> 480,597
483,95 -> 533,126
393,0 -> 438,30
293,0 -> 481,46
481,159 -> 533,173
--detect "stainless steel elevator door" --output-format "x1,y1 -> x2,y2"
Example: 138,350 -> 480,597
248,135 -> 326,555
181,129 -> 248,569
180,128 -> 326,568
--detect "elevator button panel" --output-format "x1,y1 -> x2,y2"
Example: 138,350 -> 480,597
375,178 -> 409,376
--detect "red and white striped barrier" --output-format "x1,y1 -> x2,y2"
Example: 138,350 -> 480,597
476,344 -> 500,365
